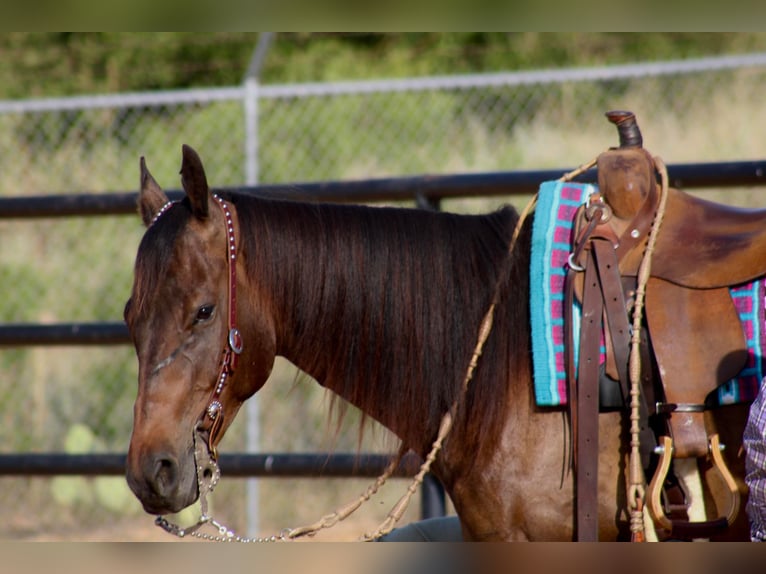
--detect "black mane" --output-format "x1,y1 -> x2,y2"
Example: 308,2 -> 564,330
230,193 -> 531,460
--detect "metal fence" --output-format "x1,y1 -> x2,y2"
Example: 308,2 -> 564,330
2,52 -> 766,540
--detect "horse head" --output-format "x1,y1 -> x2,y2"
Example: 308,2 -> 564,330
124,145 -> 275,515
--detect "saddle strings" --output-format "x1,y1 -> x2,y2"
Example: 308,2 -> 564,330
626,156 -> 670,541
556,155 -> 670,541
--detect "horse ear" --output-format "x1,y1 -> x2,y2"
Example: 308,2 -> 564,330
180,144 -> 210,220
139,156 -> 169,227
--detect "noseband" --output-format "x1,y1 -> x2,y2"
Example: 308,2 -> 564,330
198,194 -> 243,460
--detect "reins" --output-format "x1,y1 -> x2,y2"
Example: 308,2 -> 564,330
625,155 -> 669,542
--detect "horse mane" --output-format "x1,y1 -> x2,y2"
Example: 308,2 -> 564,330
229,192 -> 531,462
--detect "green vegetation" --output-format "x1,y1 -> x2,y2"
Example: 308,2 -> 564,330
1,33 -> 766,99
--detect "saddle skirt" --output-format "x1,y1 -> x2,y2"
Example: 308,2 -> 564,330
529,179 -> 765,408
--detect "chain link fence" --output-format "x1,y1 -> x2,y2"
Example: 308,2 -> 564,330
2,52 -> 766,539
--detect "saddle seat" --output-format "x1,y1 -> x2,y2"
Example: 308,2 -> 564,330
622,185 -> 766,289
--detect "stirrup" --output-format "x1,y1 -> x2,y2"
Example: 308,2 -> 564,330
646,434 -> 740,538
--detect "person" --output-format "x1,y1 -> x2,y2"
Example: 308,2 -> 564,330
377,516 -> 463,541
744,378 -> 766,541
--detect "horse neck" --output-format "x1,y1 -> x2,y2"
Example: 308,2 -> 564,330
256,202 -> 422,423
236,199 -> 385,394
237,196 -> 523,450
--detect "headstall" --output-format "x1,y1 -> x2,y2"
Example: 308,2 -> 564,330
148,193 -> 242,459
198,193 -> 243,461
153,193 -> 254,541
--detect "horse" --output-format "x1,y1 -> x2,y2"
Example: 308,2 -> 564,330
124,144 -> 751,541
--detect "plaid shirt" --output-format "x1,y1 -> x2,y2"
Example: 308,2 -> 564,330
745,378 -> 766,541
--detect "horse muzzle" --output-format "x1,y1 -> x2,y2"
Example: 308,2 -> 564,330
126,448 -> 199,515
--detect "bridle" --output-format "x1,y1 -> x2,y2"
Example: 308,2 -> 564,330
152,193 -> 243,460
197,193 -> 243,461
150,193 -> 265,541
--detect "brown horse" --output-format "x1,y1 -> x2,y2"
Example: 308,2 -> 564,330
124,144 -> 751,541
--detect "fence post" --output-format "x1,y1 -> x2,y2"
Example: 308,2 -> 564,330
243,31 -> 274,539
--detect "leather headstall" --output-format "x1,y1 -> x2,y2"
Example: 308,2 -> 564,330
197,194 -> 243,460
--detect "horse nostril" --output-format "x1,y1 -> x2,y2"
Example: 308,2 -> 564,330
151,455 -> 178,495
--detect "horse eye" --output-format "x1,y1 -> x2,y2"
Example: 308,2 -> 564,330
194,304 -> 215,324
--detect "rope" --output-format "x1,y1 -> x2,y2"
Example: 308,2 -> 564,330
362,305 -> 498,539
559,157 -> 598,183
626,156 -> 670,540
284,449 -> 404,539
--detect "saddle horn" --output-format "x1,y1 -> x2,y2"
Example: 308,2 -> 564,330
596,110 -> 654,220
606,110 -> 643,149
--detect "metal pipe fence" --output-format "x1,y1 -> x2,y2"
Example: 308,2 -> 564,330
0,452 -> 420,478
1,159 -> 765,219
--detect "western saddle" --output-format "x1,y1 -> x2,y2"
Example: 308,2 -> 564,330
567,110 -> 764,541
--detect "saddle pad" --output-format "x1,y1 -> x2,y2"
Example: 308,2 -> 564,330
529,180 -> 765,407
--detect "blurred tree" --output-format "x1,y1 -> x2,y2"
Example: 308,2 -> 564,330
0,32 -> 764,98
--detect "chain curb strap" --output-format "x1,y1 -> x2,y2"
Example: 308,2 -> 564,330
154,429 -> 219,538
154,429 -> 289,542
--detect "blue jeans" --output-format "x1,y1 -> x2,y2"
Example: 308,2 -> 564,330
376,516 -> 463,542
